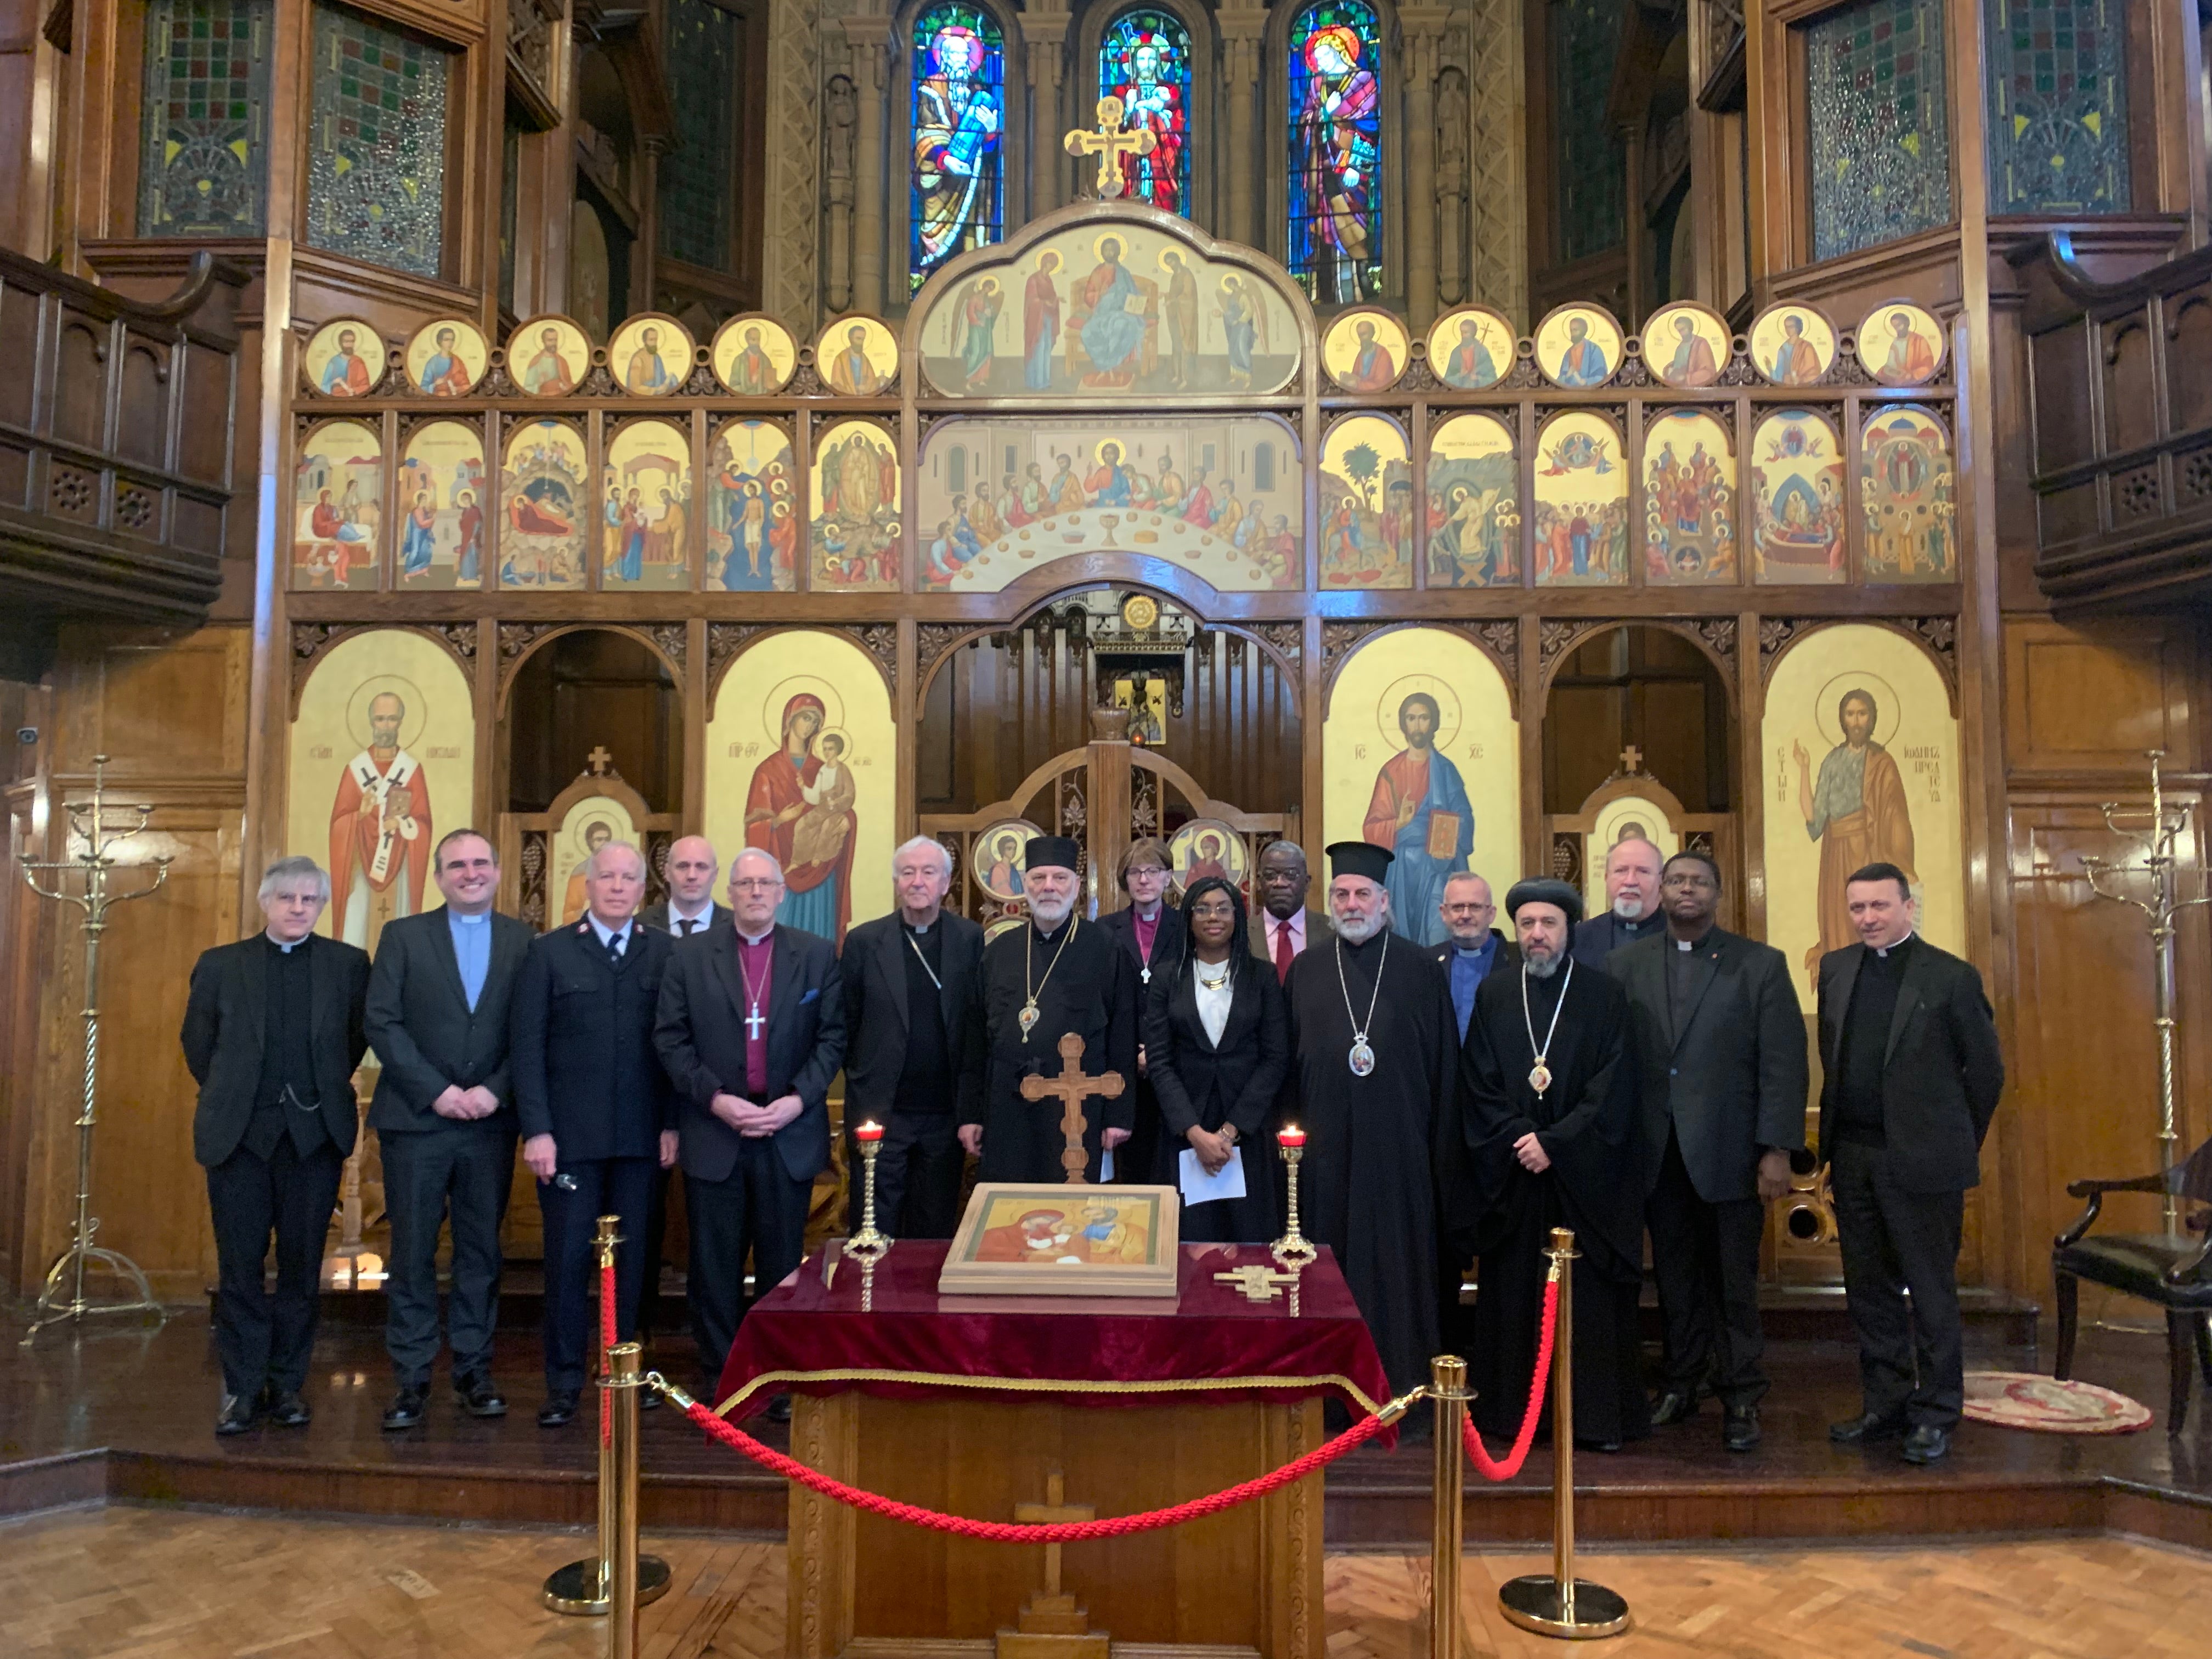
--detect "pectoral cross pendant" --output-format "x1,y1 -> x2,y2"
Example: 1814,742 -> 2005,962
747,1002 -> 766,1041
1018,1000 -> 1040,1041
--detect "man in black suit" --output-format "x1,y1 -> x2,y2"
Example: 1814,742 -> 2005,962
1431,871 -> 1516,1044
1612,850 -> 1807,1452
1571,835 -> 1663,970
655,847 -> 847,1388
1819,861 -> 2004,1465
182,856 -> 371,1436
840,836 -> 984,1238
1250,840 -> 1331,983
511,838 -> 679,1426
637,834 -> 731,939
1099,838 -> 1185,1184
363,829 -> 533,1430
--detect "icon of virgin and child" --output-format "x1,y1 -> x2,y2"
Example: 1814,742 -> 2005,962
744,693 -> 859,945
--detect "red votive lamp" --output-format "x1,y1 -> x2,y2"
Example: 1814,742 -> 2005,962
1278,1125 -> 1306,1149
855,1120 -> 885,1144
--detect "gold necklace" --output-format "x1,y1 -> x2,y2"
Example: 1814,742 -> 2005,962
1019,914 -> 1078,1041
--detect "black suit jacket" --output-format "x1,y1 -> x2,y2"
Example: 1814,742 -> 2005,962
839,910 -> 985,1119
1816,935 -> 2005,1194
654,923 -> 847,1184
180,933 -> 371,1167
1098,902 -> 1188,987
1611,926 -> 1808,1203
637,899 -> 732,937
1141,958 -> 1289,1155
509,920 -> 677,1159
363,907 -> 533,1136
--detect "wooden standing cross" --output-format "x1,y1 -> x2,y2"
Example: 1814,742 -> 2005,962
1063,97 -> 1156,198
1019,1032 -> 1126,1184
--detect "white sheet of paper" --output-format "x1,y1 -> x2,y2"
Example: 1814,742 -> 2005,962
1099,1148 -> 1115,1182
1178,1146 -> 1247,1205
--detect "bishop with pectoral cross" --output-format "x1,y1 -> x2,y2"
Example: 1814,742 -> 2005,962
960,837 -> 1141,1183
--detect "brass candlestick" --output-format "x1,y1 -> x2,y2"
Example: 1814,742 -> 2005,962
19,755 -> 171,1345
847,1122 -> 892,1263
1272,1128 -> 1318,1271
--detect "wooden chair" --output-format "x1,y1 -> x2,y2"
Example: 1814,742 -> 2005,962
2053,1137 -> 2212,1433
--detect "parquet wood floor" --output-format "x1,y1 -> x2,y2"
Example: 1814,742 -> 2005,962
5,1507 -> 2209,1659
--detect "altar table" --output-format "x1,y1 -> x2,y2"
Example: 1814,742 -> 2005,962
716,1241 -> 1393,1659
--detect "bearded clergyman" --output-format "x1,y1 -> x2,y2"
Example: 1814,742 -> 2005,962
1459,878 -> 1650,1452
1282,840 -> 1461,1396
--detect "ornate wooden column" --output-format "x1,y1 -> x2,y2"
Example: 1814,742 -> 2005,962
1401,9 -> 1449,326
1219,10 -> 1267,250
843,15 -> 891,315
1028,10 -> 1071,220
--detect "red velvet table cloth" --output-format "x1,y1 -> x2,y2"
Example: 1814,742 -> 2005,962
714,1240 -> 1395,1442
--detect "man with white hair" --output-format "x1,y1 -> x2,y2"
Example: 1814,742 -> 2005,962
1571,836 -> 1664,970
182,856 -> 371,1436
960,836 -> 1138,1184
655,845 -> 846,1390
1461,877 -> 1649,1451
839,836 -> 983,1236
1282,841 -> 1460,1395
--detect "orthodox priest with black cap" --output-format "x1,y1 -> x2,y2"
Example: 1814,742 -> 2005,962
1460,878 -> 1650,1451
960,836 -> 1140,1182
1283,841 -> 1462,1396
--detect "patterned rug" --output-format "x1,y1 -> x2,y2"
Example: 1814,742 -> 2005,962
1961,1370 -> 2154,1434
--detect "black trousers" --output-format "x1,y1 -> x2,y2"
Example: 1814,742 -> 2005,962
1831,1139 -> 1966,1430
686,1138 -> 811,1383
537,1154 -> 656,1393
205,1136 -> 343,1400
849,1110 -> 964,1239
381,1122 -> 515,1388
1647,1127 -> 1769,1407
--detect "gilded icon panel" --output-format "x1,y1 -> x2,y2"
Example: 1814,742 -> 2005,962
507,317 -> 591,396
1751,409 -> 1847,584
602,419 -> 693,590
1426,307 -> 1515,391
397,419 -> 486,589
608,314 -> 694,396
708,419 -> 799,592
1642,409 -> 1735,584
1319,414 -> 1412,589
1532,411 -> 1628,585
293,419 -> 383,589
1642,302 -> 1730,389
1860,300 -> 1946,388
303,317 -> 383,397
403,318 -> 489,397
1534,303 -> 1622,389
1861,405 -> 1954,580
711,315 -> 799,395
1751,303 -> 1836,387
816,315 -> 900,397
1426,413 -> 1518,587
811,419 -> 901,589
499,418 -> 590,589
1322,308 -> 1408,392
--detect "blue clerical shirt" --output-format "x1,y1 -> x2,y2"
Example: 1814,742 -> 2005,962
1447,934 -> 1498,1042
448,908 -> 491,1012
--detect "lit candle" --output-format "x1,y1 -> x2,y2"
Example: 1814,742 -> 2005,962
1278,1125 -> 1306,1149
855,1120 -> 885,1145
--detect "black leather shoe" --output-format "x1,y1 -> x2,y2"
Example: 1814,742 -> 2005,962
454,1374 -> 508,1418
1649,1390 -> 1699,1427
216,1394 -> 256,1436
538,1390 -> 580,1429
1723,1404 -> 1762,1453
381,1387 -> 426,1431
765,1393 -> 793,1424
1900,1425 -> 1951,1465
1829,1410 -> 1908,1445
267,1391 -> 312,1428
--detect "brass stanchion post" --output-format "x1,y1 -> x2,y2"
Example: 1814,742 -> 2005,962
607,1342 -> 645,1659
544,1220 -> 671,1615
1428,1355 -> 1470,1659
1499,1228 -> 1629,1640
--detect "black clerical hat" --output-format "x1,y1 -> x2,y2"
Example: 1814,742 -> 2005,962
1324,840 -> 1393,885
1504,877 -> 1583,925
1024,835 -> 1082,873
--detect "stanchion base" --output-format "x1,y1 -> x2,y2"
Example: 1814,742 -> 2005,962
1498,1576 -> 1630,1640
540,1554 -> 672,1615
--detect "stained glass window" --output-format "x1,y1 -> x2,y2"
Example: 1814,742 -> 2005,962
1098,10 -> 1191,216
1807,0 -> 1953,263
306,3 -> 452,278
1984,0 -> 2130,215
1288,1 -> 1383,304
137,0 -> 273,236
1550,0 -> 1624,263
661,0 -> 742,271
909,3 -> 1006,296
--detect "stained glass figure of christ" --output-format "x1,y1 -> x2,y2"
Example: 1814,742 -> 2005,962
910,4 -> 1006,295
1288,3 -> 1383,304
1099,12 -> 1191,215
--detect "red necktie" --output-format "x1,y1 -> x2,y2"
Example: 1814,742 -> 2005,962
1273,917 -> 1295,984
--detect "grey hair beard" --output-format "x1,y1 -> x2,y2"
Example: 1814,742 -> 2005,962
1523,946 -> 1563,978
1028,894 -> 1075,929
1334,910 -> 1384,944
1612,895 -> 1646,921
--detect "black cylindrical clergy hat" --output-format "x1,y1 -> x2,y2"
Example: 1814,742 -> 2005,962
1324,840 -> 1394,885
1024,834 -> 1082,873
1504,877 -> 1584,925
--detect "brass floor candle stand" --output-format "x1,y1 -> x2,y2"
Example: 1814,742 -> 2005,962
2083,750 -> 2211,1236
1498,1229 -> 1630,1640
19,755 -> 171,1346
544,1218 -> 672,1615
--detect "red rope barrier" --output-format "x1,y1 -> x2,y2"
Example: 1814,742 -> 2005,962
599,1256 -> 616,1449
1460,1274 -> 1559,1482
674,1394 -> 1396,1542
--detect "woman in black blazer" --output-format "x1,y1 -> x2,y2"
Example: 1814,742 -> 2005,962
1142,876 -> 1290,1243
